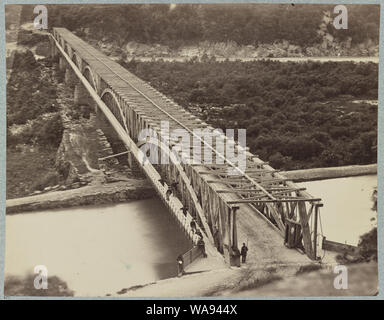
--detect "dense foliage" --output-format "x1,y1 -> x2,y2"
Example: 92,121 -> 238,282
18,4 -> 380,48
6,50 -> 64,198
5,274 -> 74,296
124,59 -> 378,170
7,50 -> 63,148
358,227 -> 377,262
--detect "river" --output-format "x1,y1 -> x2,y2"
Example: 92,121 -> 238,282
4,175 -> 377,296
300,175 -> 377,246
118,56 -> 379,64
4,198 -> 192,297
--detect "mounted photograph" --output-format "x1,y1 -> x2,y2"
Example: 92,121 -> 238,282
3,3 -> 379,297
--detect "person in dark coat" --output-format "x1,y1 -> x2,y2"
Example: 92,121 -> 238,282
190,219 -> 197,233
176,254 -> 184,276
198,238 -> 207,258
171,182 -> 179,196
180,206 -> 188,217
165,188 -> 172,201
240,243 -> 248,263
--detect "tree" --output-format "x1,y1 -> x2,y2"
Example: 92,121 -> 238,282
269,152 -> 292,169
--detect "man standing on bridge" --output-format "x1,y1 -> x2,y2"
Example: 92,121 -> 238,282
176,254 -> 184,276
241,243 -> 248,264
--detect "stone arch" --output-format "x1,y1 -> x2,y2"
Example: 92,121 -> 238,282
63,42 -> 69,54
60,37 -> 65,49
71,51 -> 82,70
83,66 -> 98,91
100,88 -> 128,132
63,43 -> 69,57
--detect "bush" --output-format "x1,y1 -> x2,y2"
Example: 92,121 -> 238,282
11,50 -> 37,71
358,228 -> 377,262
5,274 -> 74,296
31,171 -> 61,191
34,114 -> 64,148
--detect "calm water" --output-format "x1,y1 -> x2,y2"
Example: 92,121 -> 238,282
5,198 -> 191,297
5,175 -> 377,296
300,175 -> 377,246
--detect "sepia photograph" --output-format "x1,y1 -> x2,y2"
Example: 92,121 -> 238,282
2,2 -> 380,300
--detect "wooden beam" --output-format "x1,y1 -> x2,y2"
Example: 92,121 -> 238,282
216,189 -> 264,193
98,150 -> 129,161
226,198 -> 322,204
270,188 -> 307,195
206,179 -> 248,183
298,201 -> 313,259
313,204 -> 319,260
267,204 -> 286,234
254,178 -> 289,183
198,169 -> 278,175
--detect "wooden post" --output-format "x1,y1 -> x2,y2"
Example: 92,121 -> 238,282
298,201 -> 313,259
313,204 -> 319,260
232,206 -> 239,251
228,206 -> 240,267
227,207 -> 232,253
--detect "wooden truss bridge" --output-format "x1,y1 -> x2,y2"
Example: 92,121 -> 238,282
50,28 -> 323,266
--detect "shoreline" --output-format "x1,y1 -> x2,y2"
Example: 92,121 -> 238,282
281,164 -> 377,182
6,164 -> 376,214
6,180 -> 155,215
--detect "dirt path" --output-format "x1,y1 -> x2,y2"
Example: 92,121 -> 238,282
116,259 -> 314,297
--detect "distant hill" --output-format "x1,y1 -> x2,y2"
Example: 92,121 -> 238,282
13,3 -> 380,57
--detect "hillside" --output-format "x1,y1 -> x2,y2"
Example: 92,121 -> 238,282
15,4 -> 380,58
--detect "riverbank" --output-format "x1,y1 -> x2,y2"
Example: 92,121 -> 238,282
281,164 -> 377,182
116,260 -> 377,297
6,163 -> 376,214
6,180 -> 154,214
5,174 -> 377,296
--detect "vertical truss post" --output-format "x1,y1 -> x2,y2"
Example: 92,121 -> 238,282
232,206 -> 239,252
312,203 -> 323,260
298,201 -> 313,259
228,206 -> 240,267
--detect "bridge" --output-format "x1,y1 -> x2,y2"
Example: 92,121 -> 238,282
49,28 -> 323,267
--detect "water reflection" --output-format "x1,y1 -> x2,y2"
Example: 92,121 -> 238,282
5,198 -> 192,297
5,175 -> 377,296
300,175 -> 377,246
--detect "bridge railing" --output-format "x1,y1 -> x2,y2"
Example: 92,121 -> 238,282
181,245 -> 204,270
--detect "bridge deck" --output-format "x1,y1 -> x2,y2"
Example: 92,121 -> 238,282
52,27 -> 323,264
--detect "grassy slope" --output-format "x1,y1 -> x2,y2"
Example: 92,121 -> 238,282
6,147 -> 59,199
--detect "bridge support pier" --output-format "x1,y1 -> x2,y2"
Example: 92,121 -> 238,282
127,151 -> 142,177
59,56 -> 66,71
49,38 -> 59,61
65,68 -> 77,88
74,83 -> 90,106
